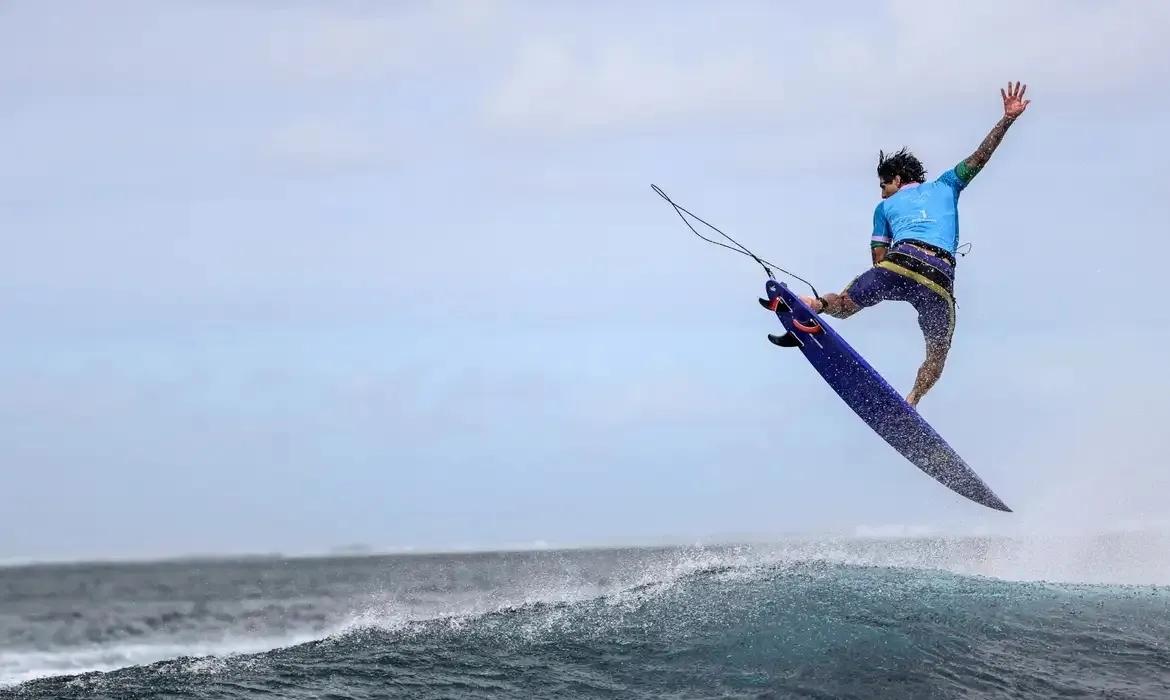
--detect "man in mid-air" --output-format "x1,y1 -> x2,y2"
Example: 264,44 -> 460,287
800,81 -> 1031,408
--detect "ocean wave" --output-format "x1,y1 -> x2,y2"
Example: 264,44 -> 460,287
9,556 -> 1170,699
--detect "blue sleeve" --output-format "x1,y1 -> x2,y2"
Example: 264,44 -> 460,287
937,166 -> 968,194
870,202 -> 891,248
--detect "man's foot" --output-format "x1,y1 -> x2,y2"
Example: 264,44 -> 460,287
906,391 -> 920,408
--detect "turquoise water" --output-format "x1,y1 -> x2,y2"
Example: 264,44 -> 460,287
4,542 -> 1169,699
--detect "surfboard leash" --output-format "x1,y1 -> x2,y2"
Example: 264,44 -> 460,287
650,184 -> 821,299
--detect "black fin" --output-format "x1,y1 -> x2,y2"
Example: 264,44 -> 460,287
758,297 -> 791,313
767,332 -> 802,348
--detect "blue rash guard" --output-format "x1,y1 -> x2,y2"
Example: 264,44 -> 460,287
846,161 -> 981,349
870,162 -> 977,257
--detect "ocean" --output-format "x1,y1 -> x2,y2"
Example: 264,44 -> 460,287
2,535 -> 1169,699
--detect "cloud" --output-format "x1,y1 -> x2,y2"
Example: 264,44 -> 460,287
0,0 -> 506,91
482,39 -> 768,134
1,0 -> 1166,331
480,1 -> 1170,135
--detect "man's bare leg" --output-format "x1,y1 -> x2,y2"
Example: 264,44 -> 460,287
799,292 -> 862,319
906,340 -> 949,408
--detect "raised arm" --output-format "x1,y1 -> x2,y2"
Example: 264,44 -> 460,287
958,82 -> 1030,181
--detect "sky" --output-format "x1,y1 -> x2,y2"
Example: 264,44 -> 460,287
1,0 -> 1169,562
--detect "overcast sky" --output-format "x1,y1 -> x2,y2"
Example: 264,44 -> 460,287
1,0 -> 1169,562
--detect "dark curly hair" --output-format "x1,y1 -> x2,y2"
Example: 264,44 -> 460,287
877,147 -> 927,184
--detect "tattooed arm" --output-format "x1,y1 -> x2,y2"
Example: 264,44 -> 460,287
954,81 -> 1030,185
957,114 -> 1018,182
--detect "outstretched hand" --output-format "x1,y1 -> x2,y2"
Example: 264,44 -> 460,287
1001,81 -> 1030,119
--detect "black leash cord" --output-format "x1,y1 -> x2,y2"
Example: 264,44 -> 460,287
651,184 -> 820,299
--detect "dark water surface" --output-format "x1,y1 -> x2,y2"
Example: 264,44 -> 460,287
3,538 -> 1168,699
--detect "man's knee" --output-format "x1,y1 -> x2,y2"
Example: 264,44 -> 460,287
829,291 -> 863,319
924,339 -> 950,368
919,312 -> 953,361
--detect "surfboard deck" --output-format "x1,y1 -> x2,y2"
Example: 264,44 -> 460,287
760,279 -> 1011,513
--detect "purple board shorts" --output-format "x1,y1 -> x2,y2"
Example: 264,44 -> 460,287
845,241 -> 957,349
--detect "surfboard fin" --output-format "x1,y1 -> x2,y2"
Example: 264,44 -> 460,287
758,297 -> 791,313
768,331 -> 803,348
792,318 -> 824,334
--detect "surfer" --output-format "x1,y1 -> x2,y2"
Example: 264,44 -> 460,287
800,81 -> 1031,408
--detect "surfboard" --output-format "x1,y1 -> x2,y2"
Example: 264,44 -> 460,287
760,279 -> 1011,513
